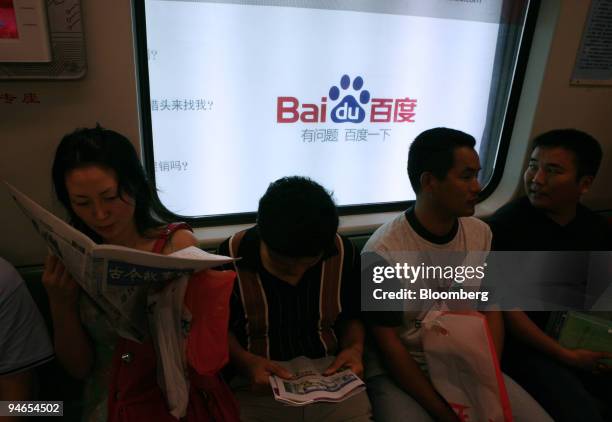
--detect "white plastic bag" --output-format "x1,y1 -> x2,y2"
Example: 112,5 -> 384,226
147,275 -> 191,419
422,311 -> 513,422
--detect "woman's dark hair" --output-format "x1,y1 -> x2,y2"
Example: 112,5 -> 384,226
52,125 -> 164,242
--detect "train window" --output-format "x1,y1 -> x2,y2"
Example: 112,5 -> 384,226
134,0 -> 538,224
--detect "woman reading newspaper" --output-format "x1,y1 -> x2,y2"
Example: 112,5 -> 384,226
41,126 -> 239,421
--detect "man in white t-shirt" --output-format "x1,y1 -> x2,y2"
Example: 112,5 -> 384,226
362,128 -> 551,422
0,257 -> 54,405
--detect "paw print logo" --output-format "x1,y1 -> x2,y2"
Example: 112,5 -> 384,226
329,75 -> 371,124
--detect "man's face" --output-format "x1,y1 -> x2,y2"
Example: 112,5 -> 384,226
430,147 -> 482,217
523,146 -> 590,214
260,241 -> 323,284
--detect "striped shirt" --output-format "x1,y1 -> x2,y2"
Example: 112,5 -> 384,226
218,227 -> 360,361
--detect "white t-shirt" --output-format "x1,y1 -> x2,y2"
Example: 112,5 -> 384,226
362,211 -> 491,378
0,258 -> 54,376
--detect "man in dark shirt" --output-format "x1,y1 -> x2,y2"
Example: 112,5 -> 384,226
487,129 -> 612,422
217,176 -> 371,422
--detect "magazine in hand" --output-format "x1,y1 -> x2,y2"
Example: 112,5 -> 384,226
6,182 -> 235,342
547,311 -> 612,366
269,356 -> 365,406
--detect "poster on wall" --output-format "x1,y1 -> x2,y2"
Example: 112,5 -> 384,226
0,0 -> 19,39
0,0 -> 51,62
571,0 -> 612,85
0,0 -> 86,79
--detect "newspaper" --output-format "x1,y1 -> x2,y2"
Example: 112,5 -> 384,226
6,182 -> 234,342
269,356 -> 365,406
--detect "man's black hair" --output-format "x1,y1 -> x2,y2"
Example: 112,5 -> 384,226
407,127 -> 476,194
257,176 -> 338,257
531,129 -> 602,179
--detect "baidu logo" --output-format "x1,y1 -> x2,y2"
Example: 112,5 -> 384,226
329,75 -> 370,124
277,75 -> 417,124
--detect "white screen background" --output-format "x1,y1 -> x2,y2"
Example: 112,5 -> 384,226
145,0 -> 500,216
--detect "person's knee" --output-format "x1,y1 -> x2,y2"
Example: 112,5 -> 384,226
503,374 -> 553,422
505,355 -> 606,422
366,375 -> 433,422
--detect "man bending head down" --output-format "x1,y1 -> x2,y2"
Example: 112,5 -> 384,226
256,176 -> 339,283
218,176 -> 372,422
362,128 -> 551,422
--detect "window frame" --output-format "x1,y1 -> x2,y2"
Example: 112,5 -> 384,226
132,0 -> 541,227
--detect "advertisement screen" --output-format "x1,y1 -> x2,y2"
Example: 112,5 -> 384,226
144,0 -> 509,217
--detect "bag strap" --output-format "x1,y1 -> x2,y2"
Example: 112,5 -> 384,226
228,230 -> 270,358
318,233 -> 344,355
152,222 -> 193,253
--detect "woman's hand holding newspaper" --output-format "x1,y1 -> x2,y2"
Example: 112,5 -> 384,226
42,254 -> 80,307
